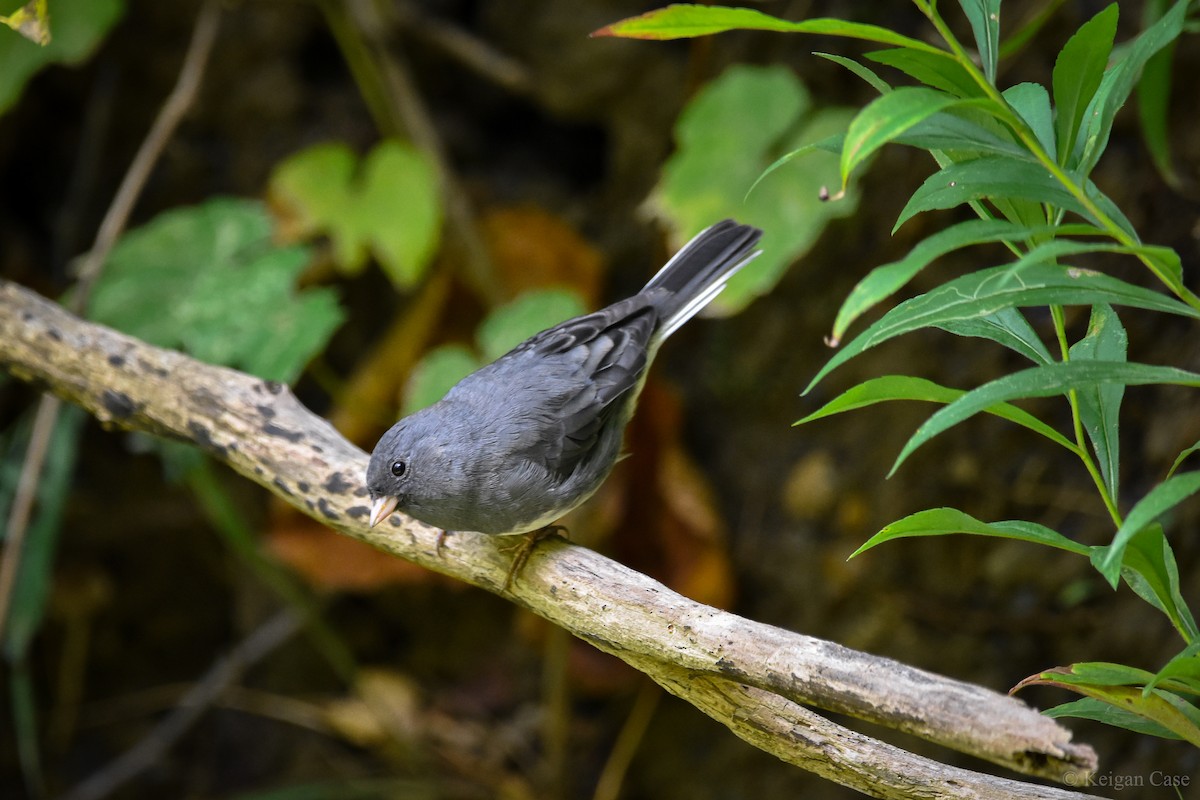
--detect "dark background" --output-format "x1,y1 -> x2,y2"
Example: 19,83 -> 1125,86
2,1 -> 1199,797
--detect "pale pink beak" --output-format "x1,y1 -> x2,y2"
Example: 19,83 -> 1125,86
369,496 -> 399,527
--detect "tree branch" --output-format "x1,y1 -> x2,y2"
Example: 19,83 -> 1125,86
0,280 -> 1103,800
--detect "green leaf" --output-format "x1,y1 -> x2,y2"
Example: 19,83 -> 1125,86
1147,642 -> 1200,694
1077,0 -> 1188,176
814,52 -> 891,94
864,47 -> 984,98
957,0 -> 1002,83
1052,4 -> 1118,166
894,156 -> 1090,231
1136,0 -> 1182,188
592,4 -> 946,54
1,405 -> 86,661
403,345 -> 480,416
1019,663 -> 1200,745
0,0 -> 123,115
654,64 -> 858,314
1003,82 -> 1056,162
936,307 -> 1054,366
1068,304 -> 1127,499
796,375 -> 1075,453
90,198 -> 343,383
806,263 -> 1200,391
1167,440 -> 1200,479
851,507 -> 1090,559
892,363 -> 1200,476
1044,697 -> 1182,739
269,140 -> 441,289
841,87 -> 976,189
477,289 -> 586,362
1115,525 -> 1198,643
831,218 -> 1074,341
1095,471 -> 1200,586
895,108 -> 1031,161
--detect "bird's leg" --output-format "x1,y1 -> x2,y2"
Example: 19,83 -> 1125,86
502,525 -> 569,591
435,529 -> 453,557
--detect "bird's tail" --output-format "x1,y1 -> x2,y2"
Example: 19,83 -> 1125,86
642,219 -> 763,340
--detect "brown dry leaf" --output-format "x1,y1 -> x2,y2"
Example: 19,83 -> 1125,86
481,205 -> 605,305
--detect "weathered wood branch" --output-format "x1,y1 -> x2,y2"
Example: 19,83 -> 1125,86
0,280 -> 1104,799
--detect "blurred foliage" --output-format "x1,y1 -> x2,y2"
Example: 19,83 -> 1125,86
0,0 -> 123,113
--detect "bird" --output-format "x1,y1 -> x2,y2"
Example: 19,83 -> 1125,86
365,219 -> 763,587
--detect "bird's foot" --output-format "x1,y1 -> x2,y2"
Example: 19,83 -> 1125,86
502,525 -> 569,591
435,529 -> 452,557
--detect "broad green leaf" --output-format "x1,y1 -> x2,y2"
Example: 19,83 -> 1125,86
1052,4 -> 1118,166
90,198 -> 343,383
1077,0 -> 1188,176
806,263 -> 1200,391
477,289 -> 586,362
1,405 -> 86,661
1043,697 -> 1181,739
936,307 -> 1054,365
593,5 -> 945,54
1115,525 -> 1198,643
654,65 -> 858,313
403,345 -> 479,416
864,47 -> 984,98
1003,82 -> 1056,161
1019,665 -> 1200,745
1068,304 -> 1127,499
892,363 -> 1200,476
1096,471 -> 1200,586
1136,0 -> 1181,188
841,87 -> 976,188
814,52 -> 891,94
269,140 -> 441,290
851,507 -> 1089,558
831,219 -> 1075,340
958,0 -> 1001,83
894,156 -> 1088,231
796,375 -> 1075,453
0,0 -> 123,115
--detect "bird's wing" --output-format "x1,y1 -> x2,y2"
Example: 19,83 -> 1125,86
489,295 -> 659,478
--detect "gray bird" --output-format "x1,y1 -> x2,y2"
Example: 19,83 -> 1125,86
366,220 -> 762,578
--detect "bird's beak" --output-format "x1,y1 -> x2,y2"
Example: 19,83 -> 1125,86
369,495 -> 400,528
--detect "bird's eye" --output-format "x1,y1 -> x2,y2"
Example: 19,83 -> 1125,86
391,460 -> 407,477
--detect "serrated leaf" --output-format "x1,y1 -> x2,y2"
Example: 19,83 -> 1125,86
936,307 -> 1055,365
593,4 -> 945,53
654,64 -> 858,314
1003,82 -> 1056,161
477,289 -> 586,362
892,362 -> 1200,476
958,0 -> 1001,83
1077,0 -> 1188,176
1068,304 -> 1127,499
1052,4 -> 1118,166
796,375 -> 1075,453
851,507 -> 1089,559
865,47 -> 984,98
831,218 -> 1076,340
1095,471 -> 1200,586
0,0 -> 124,115
807,262 -> 1200,391
403,345 -> 480,416
90,198 -> 343,383
841,87 -> 977,188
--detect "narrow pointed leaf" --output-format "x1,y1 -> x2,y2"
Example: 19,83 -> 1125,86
1113,525 -> 1199,642
1167,440 -> 1200,479
796,374 -> 1076,452
1052,4 -> 1118,166
806,263 -> 1200,392
892,363 -> 1200,476
1147,643 -> 1200,694
1003,82 -> 1056,161
1044,697 -> 1182,739
1096,471 -> 1200,586
814,52 -> 891,94
936,307 -> 1055,365
1068,304 -> 1127,499
852,507 -> 1089,558
957,0 -> 1002,82
865,47 -> 985,98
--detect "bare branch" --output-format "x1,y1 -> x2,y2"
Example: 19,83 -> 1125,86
0,280 -> 1103,800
